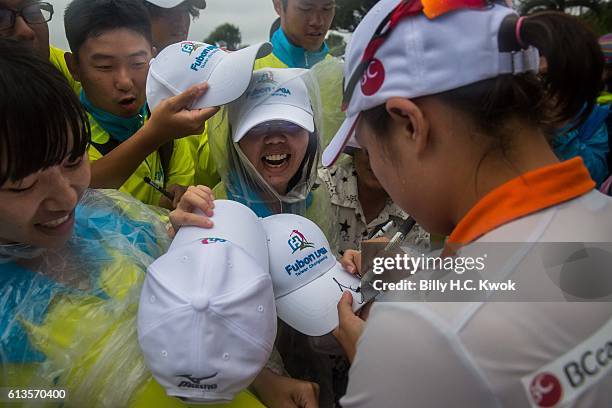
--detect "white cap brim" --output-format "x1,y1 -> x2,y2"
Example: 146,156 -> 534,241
233,103 -> 315,143
193,42 -> 272,108
146,0 -> 185,7
322,114 -> 359,166
275,262 -> 363,336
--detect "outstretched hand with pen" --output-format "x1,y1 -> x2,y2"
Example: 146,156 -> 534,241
144,177 -> 189,210
167,185 -> 216,238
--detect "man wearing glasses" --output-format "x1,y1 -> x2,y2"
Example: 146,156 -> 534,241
0,0 -> 80,93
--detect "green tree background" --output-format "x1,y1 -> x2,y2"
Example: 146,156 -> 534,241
518,0 -> 612,35
326,32 -> 347,56
332,0 -> 380,32
204,23 -> 243,50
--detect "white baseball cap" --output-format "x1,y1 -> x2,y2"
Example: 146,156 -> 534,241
262,214 -> 363,336
146,41 -> 272,111
229,68 -> 315,142
169,199 -> 269,270
145,0 -> 187,8
322,0 -> 539,166
138,231 -> 276,403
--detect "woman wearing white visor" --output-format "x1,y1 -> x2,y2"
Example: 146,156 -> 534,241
210,67 -> 335,245
323,0 -> 612,406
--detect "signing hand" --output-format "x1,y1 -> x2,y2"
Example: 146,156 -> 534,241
333,292 -> 365,363
252,369 -> 320,408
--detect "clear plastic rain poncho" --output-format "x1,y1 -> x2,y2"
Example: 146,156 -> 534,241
309,57 -> 346,151
209,67 -> 338,251
0,190 -> 169,407
0,190 -> 266,408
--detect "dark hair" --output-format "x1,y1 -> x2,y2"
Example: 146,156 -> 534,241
287,130 -> 318,192
0,39 -> 90,186
144,0 -> 207,19
65,0 -> 152,57
362,12 -> 603,144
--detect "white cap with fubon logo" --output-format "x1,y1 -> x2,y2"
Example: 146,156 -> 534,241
229,68 -> 316,143
146,41 -> 272,111
262,213 -> 364,337
137,200 -> 275,403
322,0 -> 540,166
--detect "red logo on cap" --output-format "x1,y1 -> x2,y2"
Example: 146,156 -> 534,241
530,373 -> 563,407
361,59 -> 385,96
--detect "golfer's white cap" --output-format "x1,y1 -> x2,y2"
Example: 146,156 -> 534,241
322,0 -> 538,166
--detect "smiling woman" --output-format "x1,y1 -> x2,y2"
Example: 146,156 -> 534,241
0,41 -> 90,250
0,38 -> 168,403
210,68 -> 330,222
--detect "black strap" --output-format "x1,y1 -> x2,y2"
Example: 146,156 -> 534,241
158,140 -> 174,186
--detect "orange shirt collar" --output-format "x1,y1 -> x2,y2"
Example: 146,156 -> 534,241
448,158 -> 595,245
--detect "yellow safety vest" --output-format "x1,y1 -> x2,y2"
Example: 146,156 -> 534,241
87,114 -> 194,206
48,45 -> 81,95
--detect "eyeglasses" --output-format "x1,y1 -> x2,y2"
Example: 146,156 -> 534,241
0,2 -> 54,32
246,121 -> 306,137
342,0 -> 496,109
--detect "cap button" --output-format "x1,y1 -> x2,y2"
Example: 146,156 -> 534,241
191,295 -> 210,311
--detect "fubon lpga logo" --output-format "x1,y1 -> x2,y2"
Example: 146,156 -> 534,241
361,59 -> 385,96
288,230 -> 315,254
180,41 -> 205,55
529,373 -> 563,407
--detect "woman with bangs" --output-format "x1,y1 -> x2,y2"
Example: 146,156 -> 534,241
0,39 -> 265,408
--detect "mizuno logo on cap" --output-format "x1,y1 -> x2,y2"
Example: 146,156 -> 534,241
177,373 -> 219,390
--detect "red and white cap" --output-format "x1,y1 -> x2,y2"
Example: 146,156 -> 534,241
322,0 -> 539,166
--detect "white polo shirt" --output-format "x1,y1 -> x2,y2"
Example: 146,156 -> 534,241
342,159 -> 612,407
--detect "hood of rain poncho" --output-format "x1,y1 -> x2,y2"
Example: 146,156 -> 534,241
210,68 -> 324,218
309,58 -> 346,151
